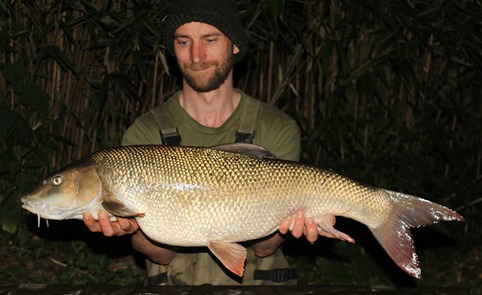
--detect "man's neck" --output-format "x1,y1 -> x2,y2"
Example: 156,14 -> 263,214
179,78 -> 241,128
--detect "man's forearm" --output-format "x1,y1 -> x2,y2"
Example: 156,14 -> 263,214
131,231 -> 177,265
250,232 -> 286,257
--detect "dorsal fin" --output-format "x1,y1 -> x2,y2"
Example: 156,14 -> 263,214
210,143 -> 277,159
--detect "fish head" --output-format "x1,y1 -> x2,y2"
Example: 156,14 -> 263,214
21,159 -> 103,221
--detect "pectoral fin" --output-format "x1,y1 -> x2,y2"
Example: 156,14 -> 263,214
207,241 -> 247,277
102,192 -> 145,218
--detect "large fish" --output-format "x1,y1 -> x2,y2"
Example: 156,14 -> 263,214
21,144 -> 464,278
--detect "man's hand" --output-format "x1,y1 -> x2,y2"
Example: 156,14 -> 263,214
279,210 -> 322,244
83,211 -> 176,264
83,210 -> 139,236
279,212 -> 353,243
251,210 -> 330,258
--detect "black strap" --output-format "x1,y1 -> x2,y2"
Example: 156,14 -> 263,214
253,268 -> 297,282
234,132 -> 255,143
235,97 -> 260,144
145,272 -> 168,286
151,107 -> 181,146
160,129 -> 181,146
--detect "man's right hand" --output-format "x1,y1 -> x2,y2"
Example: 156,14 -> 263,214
83,211 -> 177,265
83,210 -> 139,236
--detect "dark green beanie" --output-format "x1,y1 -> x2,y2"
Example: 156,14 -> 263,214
163,0 -> 248,63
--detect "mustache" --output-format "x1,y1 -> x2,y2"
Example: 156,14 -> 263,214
184,62 -> 216,70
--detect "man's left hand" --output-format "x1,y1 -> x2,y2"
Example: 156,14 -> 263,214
279,210 -> 321,244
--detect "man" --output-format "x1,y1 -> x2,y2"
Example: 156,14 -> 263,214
83,0 -> 334,285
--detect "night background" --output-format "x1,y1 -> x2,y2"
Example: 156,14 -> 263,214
0,0 -> 480,292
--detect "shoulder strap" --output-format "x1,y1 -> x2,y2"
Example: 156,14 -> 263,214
150,107 -> 181,146
235,97 -> 261,143
150,96 -> 260,145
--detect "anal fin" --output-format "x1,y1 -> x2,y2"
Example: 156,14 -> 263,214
207,241 -> 247,277
315,214 -> 355,244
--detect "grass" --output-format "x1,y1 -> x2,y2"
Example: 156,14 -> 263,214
1,217 -> 145,286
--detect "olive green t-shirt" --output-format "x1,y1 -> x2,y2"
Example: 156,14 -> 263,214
122,89 -> 301,285
122,90 -> 300,161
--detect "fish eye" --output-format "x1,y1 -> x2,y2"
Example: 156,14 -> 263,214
52,176 -> 62,186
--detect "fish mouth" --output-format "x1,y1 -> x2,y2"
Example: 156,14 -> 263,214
21,197 -> 84,226
21,197 -> 52,227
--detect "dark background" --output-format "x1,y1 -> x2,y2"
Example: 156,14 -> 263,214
0,0 -> 480,290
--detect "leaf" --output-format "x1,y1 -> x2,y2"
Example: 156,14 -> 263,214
3,62 -> 26,88
109,73 -> 138,100
43,46 -> 79,76
0,1 -> 9,15
99,15 -> 121,31
0,108 -> 16,142
81,0 -> 99,12
1,222 -> 17,234
0,191 -> 20,234
18,84 -> 51,115
264,0 -> 284,19
133,50 -> 147,81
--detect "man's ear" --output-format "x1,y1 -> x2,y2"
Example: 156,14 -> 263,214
233,45 -> 240,55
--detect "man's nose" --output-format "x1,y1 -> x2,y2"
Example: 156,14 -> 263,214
190,42 -> 206,63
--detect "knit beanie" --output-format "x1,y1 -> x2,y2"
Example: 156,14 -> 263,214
163,0 -> 248,64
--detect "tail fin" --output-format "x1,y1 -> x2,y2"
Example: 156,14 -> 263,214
370,190 -> 464,278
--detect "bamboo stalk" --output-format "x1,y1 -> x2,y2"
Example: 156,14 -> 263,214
267,41 -> 274,104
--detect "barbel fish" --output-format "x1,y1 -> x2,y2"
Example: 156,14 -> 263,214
21,144 -> 464,278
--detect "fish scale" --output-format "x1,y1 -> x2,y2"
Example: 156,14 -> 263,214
93,146 -> 401,242
21,144 -> 464,278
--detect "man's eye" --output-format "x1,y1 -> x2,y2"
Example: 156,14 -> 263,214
205,39 -> 217,44
177,40 -> 190,46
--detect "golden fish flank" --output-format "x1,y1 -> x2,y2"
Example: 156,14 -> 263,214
21,143 -> 464,279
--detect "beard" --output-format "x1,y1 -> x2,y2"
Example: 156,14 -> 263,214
179,53 -> 233,93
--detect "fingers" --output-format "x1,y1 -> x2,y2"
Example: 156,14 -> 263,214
278,215 -> 292,235
278,210 -> 319,244
83,212 -> 102,232
279,211 -> 338,244
98,211 -> 116,236
290,211 -> 305,238
117,217 -> 140,234
304,217 -> 318,244
82,210 -> 139,236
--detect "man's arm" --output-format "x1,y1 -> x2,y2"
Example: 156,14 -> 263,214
131,231 -> 177,265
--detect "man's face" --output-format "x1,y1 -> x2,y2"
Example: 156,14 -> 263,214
174,22 -> 240,92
